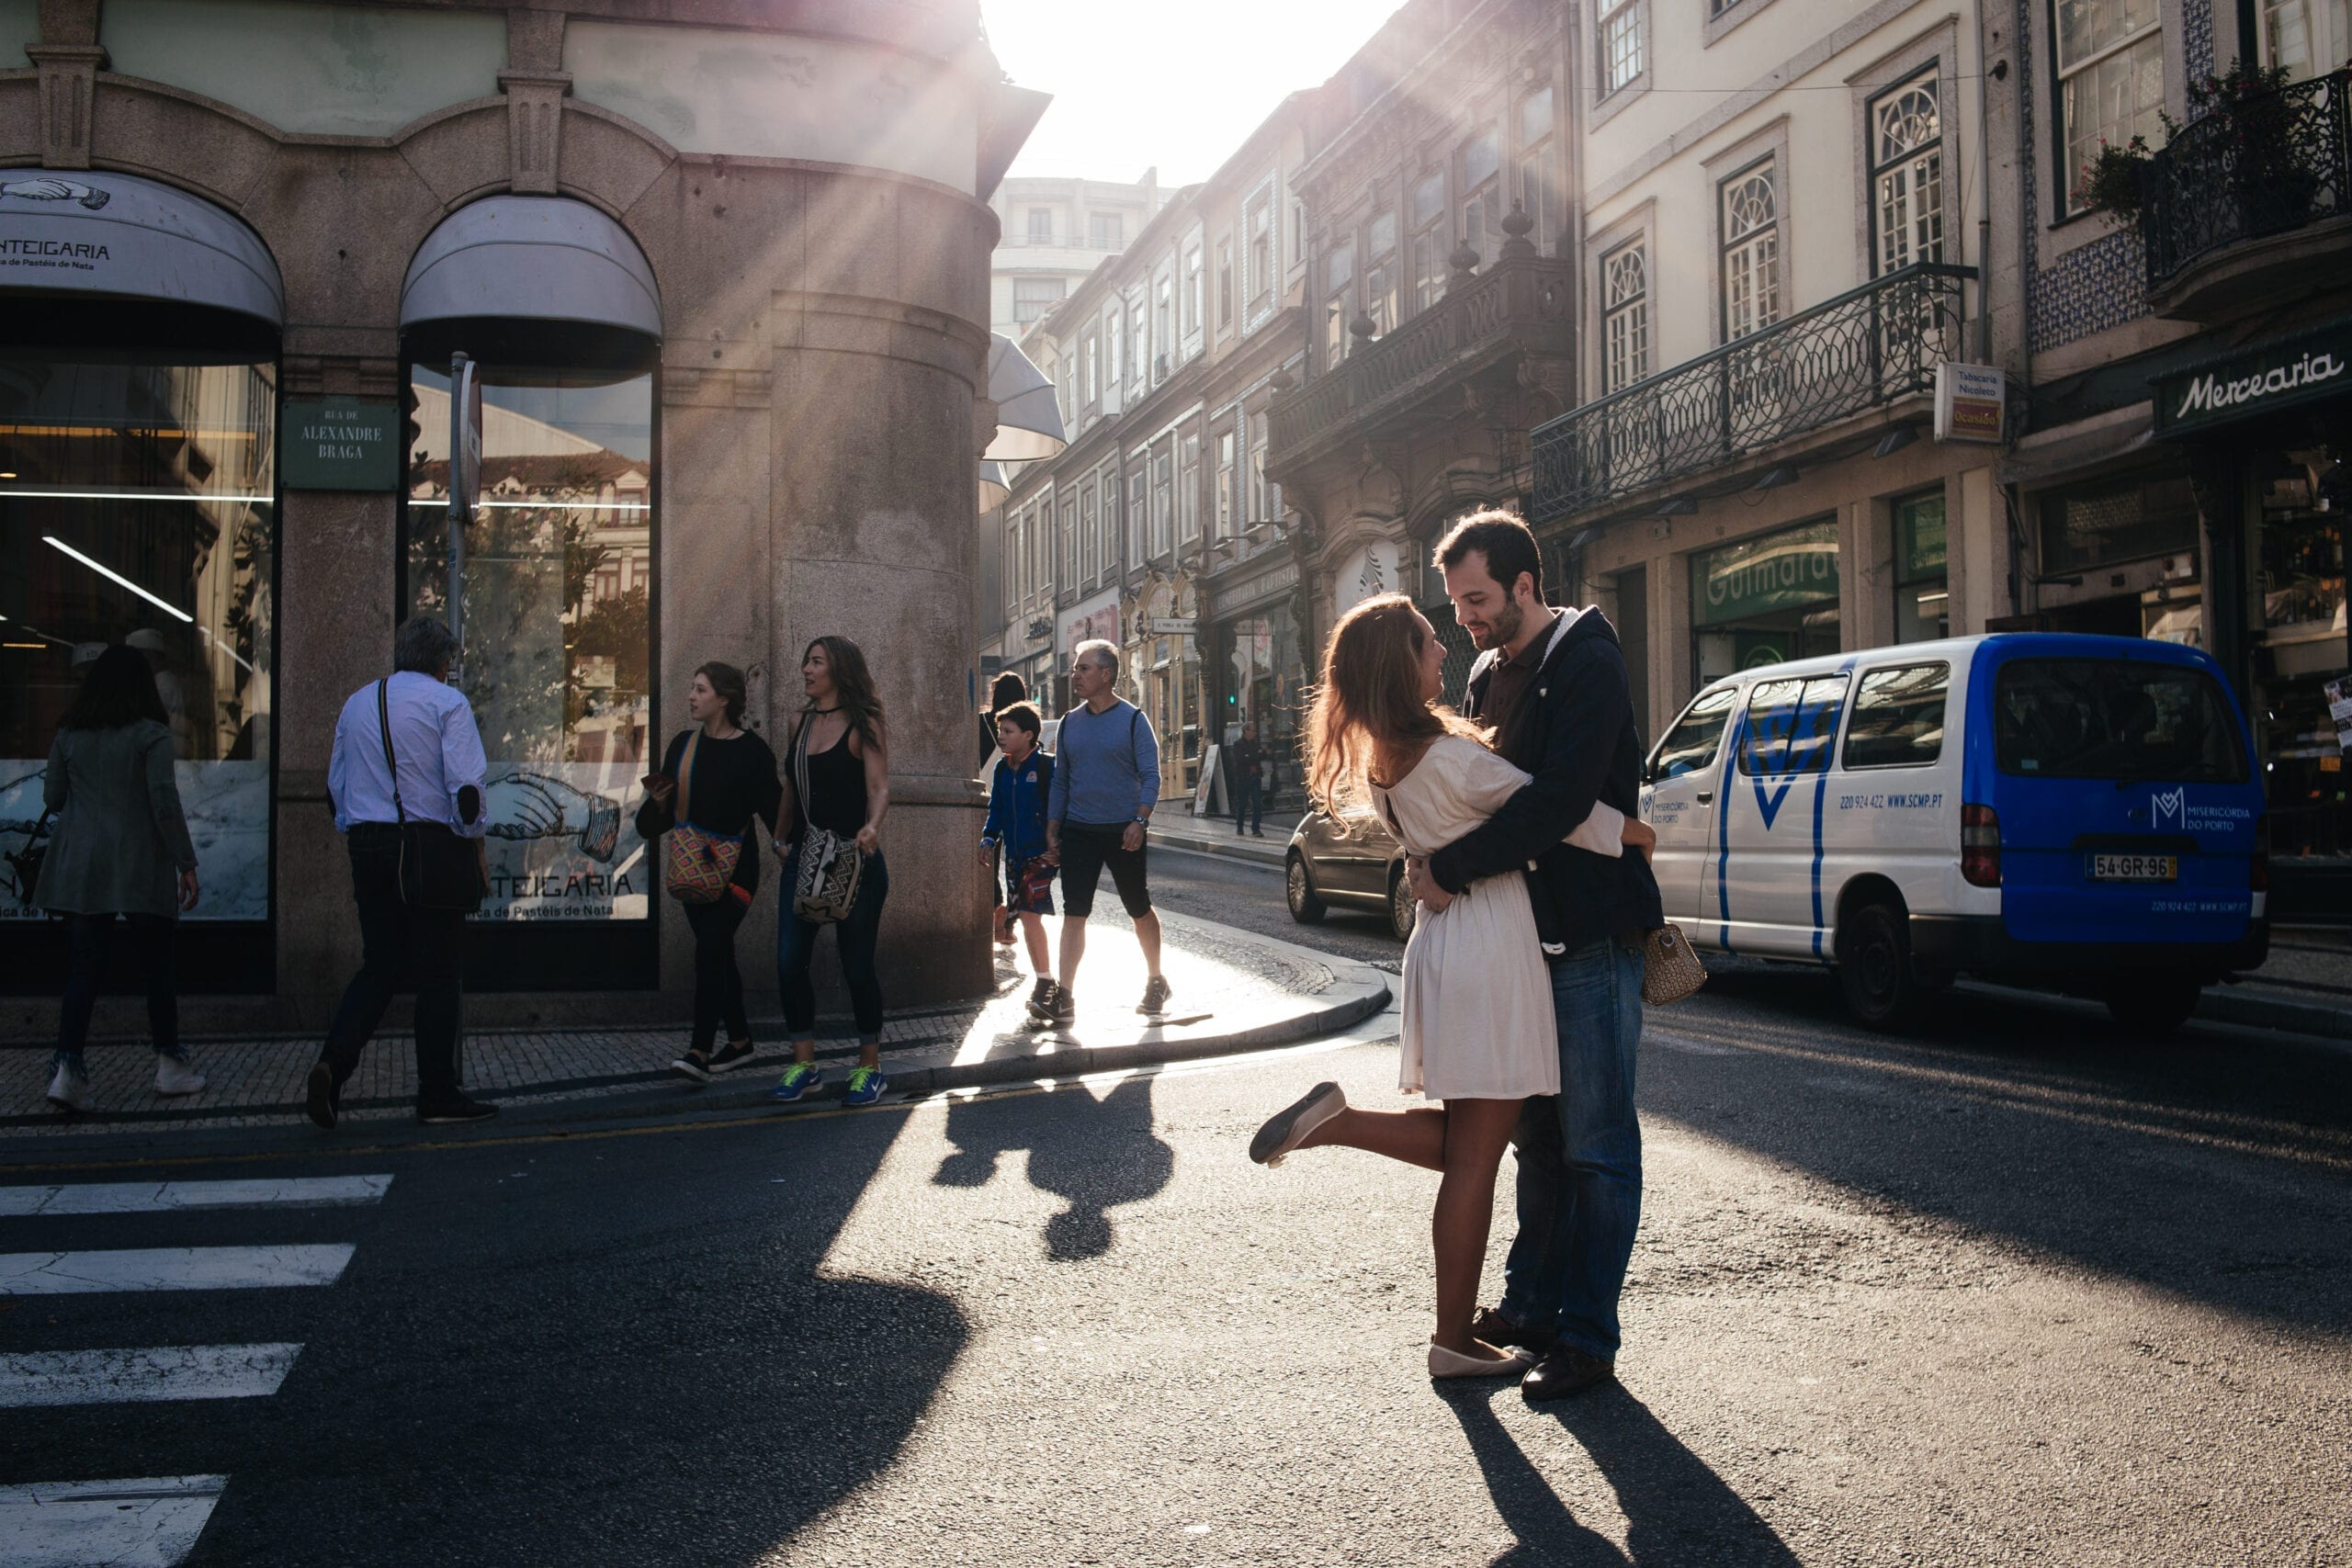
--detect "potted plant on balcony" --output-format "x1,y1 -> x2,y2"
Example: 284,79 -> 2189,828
2183,60 -> 2324,236
2073,133 -> 2154,222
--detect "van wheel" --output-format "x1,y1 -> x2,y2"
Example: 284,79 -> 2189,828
1387,867 -> 1417,942
2104,976 -> 2201,1037
1286,853 -> 1328,924
1838,900 -> 1922,1032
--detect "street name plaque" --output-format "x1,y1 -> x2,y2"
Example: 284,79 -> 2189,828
281,399 -> 400,491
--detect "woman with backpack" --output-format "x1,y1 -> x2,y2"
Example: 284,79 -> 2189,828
36,644 -> 205,1112
980,701 -> 1056,1014
638,661 -> 781,1082
772,636 -> 891,1108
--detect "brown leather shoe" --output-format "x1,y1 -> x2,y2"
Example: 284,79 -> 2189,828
1521,1345 -> 1615,1404
1471,1306 -> 1555,1356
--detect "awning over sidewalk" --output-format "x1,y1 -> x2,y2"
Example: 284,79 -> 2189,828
401,197 -> 661,338
984,333 -> 1066,461
0,170 -> 282,325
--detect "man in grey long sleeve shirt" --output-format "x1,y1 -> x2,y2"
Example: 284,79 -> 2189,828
1039,638 -> 1169,1023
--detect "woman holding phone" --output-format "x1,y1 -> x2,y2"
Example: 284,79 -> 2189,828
637,661 -> 781,1081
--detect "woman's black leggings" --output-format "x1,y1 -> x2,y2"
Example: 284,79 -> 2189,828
683,896 -> 751,1055
776,850 -> 889,1040
54,911 -> 181,1072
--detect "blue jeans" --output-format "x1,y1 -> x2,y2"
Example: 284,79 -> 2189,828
776,848 -> 888,1040
1498,937 -> 1645,1360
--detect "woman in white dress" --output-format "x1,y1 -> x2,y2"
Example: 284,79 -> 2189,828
1249,593 -> 1652,1378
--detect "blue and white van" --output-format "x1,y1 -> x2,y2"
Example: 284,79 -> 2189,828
1641,633 -> 2269,1032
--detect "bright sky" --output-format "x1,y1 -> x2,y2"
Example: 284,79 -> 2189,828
985,0 -> 1402,186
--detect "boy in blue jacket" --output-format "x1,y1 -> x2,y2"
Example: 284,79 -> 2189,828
980,702 -> 1056,1012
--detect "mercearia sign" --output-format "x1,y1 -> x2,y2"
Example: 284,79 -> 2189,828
2155,323 -> 2352,437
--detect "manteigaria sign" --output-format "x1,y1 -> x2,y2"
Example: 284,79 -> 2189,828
2154,321 -> 2352,438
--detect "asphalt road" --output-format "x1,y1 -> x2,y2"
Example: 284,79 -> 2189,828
6,864 -> 2349,1564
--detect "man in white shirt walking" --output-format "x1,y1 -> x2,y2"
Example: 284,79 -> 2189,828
310,616 -> 497,1128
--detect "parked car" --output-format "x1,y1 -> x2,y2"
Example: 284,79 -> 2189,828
1286,807 -> 1417,941
1642,633 -> 2269,1034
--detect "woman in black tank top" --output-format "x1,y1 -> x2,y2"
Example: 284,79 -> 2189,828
773,635 -> 893,1108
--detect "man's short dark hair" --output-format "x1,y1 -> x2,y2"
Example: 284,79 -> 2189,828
995,700 -> 1043,738
1433,509 -> 1543,602
392,616 -> 458,675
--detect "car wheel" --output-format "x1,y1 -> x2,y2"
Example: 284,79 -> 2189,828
2103,976 -> 2201,1037
1838,899 -> 1921,1032
1286,852 -> 1328,924
1387,866 -> 1417,942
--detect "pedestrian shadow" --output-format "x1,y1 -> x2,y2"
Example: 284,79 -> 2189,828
936,1076 -> 1174,1261
1443,1382 -> 1801,1566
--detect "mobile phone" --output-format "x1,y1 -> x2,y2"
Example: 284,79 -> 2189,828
641,773 -> 667,791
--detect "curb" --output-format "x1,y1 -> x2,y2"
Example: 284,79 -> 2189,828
2196,985 -> 2352,1041
1148,831 -> 1289,871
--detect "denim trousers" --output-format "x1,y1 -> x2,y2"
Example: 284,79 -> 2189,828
1498,936 -> 1645,1360
52,911 -> 184,1074
320,828 -> 463,1101
1234,776 -> 1263,832
776,848 -> 888,1040
682,895 -> 750,1054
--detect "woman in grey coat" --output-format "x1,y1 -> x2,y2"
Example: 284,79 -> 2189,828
37,645 -> 205,1112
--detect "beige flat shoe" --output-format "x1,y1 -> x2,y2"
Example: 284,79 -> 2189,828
1250,1081 -> 1346,1167
1427,1340 -> 1536,1380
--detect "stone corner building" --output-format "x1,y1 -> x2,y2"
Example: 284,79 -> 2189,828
0,0 -> 1045,1032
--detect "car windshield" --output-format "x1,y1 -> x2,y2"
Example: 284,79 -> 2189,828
1994,658 -> 2246,783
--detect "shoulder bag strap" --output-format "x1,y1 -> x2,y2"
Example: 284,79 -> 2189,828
375,680 -> 406,825
792,716 -> 813,829
676,728 -> 700,828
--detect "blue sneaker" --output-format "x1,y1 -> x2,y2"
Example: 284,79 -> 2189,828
771,1062 -> 822,1103
842,1066 -> 888,1107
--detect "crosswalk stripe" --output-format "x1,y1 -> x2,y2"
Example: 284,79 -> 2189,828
0,1344 -> 303,1407
0,1245 -> 355,1295
0,1475 -> 226,1568
0,1175 -> 392,1216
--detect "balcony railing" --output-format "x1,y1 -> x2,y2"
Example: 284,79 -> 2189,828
2143,69 -> 2350,292
1267,254 -> 1575,468
1530,262 -> 1972,525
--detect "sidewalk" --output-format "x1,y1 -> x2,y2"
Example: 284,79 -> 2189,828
1149,807 -> 1304,870
0,908 -> 1389,1146
2201,924 -> 2352,1039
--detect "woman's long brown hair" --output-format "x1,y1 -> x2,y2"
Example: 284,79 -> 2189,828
802,635 -> 885,749
1304,593 -> 1487,819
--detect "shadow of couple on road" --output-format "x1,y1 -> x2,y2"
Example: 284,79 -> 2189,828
935,1075 -> 1174,1260
1441,1381 -> 1801,1566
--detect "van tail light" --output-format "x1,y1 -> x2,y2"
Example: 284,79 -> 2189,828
1961,804 -> 2001,887
2251,813 -> 2269,892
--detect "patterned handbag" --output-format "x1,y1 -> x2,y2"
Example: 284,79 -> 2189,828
663,729 -> 742,905
1640,922 -> 1707,1007
790,716 -> 865,924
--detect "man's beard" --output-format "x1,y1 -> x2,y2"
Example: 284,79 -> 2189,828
1471,598 -> 1524,650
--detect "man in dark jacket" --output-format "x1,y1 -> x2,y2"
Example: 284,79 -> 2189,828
1406,511 -> 1662,1403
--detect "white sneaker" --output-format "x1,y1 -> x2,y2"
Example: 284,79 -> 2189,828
154,1055 -> 207,1097
45,1063 -> 93,1113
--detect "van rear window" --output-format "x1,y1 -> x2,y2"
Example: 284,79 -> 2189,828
1994,659 -> 2246,783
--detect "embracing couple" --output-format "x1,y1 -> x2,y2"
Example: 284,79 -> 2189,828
1250,511 -> 1663,1400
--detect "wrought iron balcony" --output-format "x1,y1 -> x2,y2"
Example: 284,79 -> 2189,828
1267,254 -> 1575,472
2143,68 -> 2350,303
1530,262 -> 1972,525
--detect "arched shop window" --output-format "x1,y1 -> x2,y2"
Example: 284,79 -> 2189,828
400,197 -> 662,990
1,174 -> 284,993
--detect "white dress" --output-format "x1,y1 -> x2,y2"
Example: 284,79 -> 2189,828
1373,736 -> 1623,1102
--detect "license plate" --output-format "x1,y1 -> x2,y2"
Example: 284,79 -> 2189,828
2088,853 -> 2177,882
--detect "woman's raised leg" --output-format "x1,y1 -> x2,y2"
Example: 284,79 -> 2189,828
1297,1103 -> 1450,1169
1430,1097 -> 1524,1357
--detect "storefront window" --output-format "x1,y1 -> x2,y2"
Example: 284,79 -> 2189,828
2,353 -> 277,926
1894,490 -> 1949,643
2254,443 -> 2347,862
1692,518 -> 1841,682
2041,469 -> 2198,573
404,362 -> 653,923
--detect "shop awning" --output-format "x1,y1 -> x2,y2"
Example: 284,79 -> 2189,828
0,170 -> 282,325
984,333 -> 1066,461
978,460 -> 1010,511
401,197 -> 661,338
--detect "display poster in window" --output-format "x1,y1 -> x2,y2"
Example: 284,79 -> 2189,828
2326,676 -> 2352,757
3,762 -> 269,921
474,761 -> 650,920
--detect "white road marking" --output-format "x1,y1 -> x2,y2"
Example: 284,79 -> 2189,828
0,1245 -> 355,1295
0,1476 -> 226,1568
1652,1032 -> 1744,1056
0,1344 -> 302,1407
0,1175 -> 391,1217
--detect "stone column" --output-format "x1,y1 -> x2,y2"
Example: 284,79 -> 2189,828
2189,444 -> 2250,703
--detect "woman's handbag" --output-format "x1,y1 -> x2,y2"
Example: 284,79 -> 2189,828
377,681 -> 488,914
1640,922 -> 1707,1007
790,717 -> 865,924
6,807 -> 53,911
662,729 -> 742,905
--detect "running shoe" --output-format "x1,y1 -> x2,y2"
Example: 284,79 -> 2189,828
842,1066 -> 888,1107
671,1048 -> 713,1083
771,1062 -> 822,1103
1138,975 -> 1173,1017
1047,985 -> 1077,1026
1025,979 -> 1062,1021
707,1039 -> 756,1075
153,1055 -> 207,1097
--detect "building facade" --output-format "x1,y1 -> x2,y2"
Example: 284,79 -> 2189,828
987,171 -> 1168,340
0,0 -> 1044,1032
1984,0 -> 2349,917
